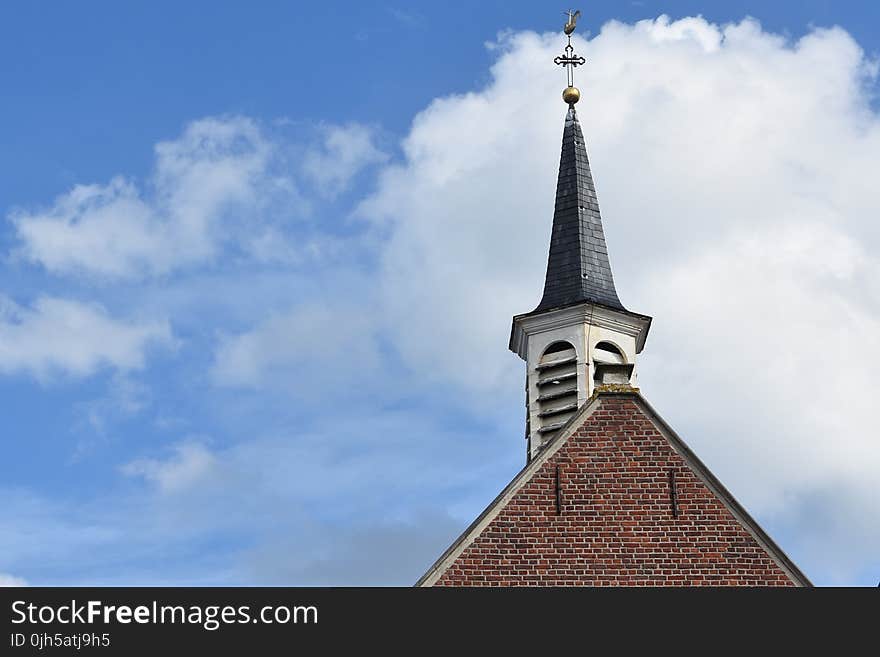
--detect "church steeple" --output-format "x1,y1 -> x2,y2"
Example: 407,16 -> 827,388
535,106 -> 623,313
510,13 -> 651,460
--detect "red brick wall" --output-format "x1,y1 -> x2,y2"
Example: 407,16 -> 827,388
435,396 -> 796,586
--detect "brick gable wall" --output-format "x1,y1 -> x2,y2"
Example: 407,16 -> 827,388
434,396 -> 796,586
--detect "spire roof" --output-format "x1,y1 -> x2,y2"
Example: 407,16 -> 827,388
533,106 -> 624,313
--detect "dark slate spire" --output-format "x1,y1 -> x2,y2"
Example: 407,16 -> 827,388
534,106 -> 624,313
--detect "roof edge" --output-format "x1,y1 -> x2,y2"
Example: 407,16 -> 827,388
509,301 -> 653,359
627,393 -> 813,587
415,394 -> 605,586
416,390 -> 812,587
515,298 -> 652,324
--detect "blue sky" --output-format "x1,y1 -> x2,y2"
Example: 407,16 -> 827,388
1,1 -> 879,586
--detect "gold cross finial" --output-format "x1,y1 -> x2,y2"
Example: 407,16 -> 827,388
555,9 -> 586,105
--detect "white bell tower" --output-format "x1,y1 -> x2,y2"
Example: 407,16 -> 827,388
510,45 -> 651,461
511,302 -> 650,461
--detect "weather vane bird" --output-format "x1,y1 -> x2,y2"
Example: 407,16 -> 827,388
554,9 -> 586,105
564,9 -> 581,35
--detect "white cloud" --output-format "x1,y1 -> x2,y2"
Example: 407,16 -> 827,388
0,573 -> 27,586
637,223 -> 880,573
121,442 -> 218,495
72,375 -> 154,458
356,17 -> 880,581
211,301 -> 381,394
0,296 -> 172,379
301,122 -> 388,197
81,376 -> 151,435
10,116 -> 298,279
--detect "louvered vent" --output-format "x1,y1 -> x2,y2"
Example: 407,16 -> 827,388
535,341 -> 578,444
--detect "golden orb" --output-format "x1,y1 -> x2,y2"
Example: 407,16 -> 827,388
562,86 -> 581,105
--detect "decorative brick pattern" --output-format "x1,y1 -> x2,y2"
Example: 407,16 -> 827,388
435,397 -> 797,586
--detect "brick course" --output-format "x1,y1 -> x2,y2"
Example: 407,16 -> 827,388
434,396 -> 796,586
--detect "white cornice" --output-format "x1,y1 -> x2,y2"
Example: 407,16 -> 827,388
510,303 -> 651,360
